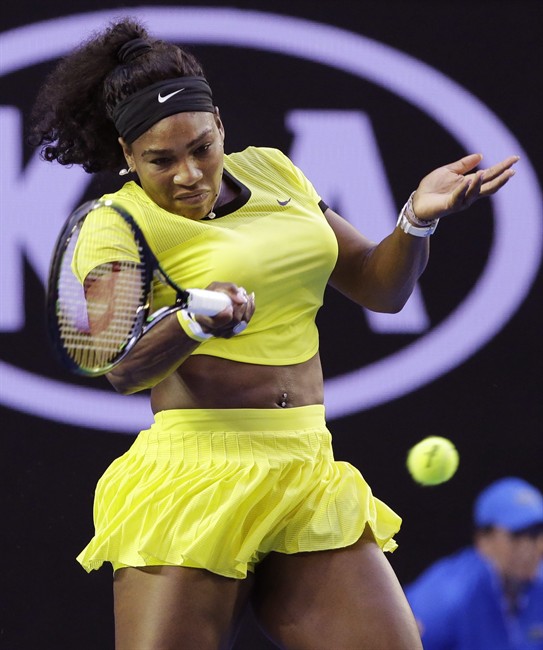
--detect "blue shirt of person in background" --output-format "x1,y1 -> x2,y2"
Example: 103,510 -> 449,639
405,477 -> 543,650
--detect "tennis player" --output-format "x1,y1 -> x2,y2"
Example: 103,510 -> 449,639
31,18 -> 518,650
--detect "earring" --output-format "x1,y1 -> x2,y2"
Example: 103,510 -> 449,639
119,168 -> 130,176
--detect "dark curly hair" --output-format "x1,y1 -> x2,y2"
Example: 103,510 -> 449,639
29,18 -> 206,173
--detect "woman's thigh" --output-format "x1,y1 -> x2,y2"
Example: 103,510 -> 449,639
113,565 -> 254,650
252,527 -> 422,650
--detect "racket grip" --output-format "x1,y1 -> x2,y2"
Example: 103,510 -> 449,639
186,288 -> 232,316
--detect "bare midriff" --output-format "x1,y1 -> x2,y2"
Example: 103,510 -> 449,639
150,352 -> 324,413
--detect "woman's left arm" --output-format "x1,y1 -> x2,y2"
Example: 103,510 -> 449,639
326,153 -> 519,312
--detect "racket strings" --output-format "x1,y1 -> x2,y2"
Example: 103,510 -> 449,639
57,254 -> 147,372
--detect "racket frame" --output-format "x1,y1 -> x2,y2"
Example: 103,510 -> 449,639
47,199 -> 199,377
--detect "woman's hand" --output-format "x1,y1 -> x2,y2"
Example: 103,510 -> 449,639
412,153 -> 520,221
194,282 -> 256,338
106,282 -> 255,394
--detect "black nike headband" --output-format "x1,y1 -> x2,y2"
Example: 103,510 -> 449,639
112,77 -> 215,144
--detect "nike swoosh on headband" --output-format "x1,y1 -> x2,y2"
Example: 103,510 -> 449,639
157,88 -> 186,103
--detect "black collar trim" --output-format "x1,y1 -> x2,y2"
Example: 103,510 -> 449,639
202,169 -> 251,220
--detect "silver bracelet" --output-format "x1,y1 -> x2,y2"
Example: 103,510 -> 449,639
396,192 -> 439,237
177,308 -> 248,341
177,308 -> 214,341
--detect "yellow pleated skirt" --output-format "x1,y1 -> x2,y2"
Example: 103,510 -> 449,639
76,405 -> 401,578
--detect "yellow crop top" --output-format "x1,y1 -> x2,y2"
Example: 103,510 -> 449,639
73,147 -> 339,365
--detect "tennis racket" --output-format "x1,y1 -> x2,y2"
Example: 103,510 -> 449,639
46,198 -> 231,376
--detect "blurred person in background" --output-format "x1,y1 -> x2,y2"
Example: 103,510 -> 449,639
406,477 -> 543,650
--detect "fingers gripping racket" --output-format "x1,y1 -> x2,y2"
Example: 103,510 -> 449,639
46,199 -> 231,376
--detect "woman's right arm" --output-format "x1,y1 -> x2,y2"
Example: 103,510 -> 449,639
106,311 -> 201,394
106,283 -> 255,394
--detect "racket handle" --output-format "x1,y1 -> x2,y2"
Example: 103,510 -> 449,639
186,288 -> 232,316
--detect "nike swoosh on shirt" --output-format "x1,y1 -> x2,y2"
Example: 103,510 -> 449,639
277,198 -> 292,206
157,88 -> 186,103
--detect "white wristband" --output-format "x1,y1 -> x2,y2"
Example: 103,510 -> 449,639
176,309 -> 214,341
397,192 -> 439,237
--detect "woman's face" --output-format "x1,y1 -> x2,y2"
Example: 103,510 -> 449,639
121,110 -> 225,220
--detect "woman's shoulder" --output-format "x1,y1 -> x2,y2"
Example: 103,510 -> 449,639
100,181 -> 147,207
225,146 -> 316,195
226,146 -> 293,170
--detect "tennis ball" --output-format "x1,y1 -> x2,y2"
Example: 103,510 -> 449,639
406,436 -> 459,486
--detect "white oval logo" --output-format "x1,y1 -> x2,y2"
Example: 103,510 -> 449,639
1,8 -> 541,431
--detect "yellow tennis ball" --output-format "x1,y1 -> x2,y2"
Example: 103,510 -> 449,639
406,436 -> 459,486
